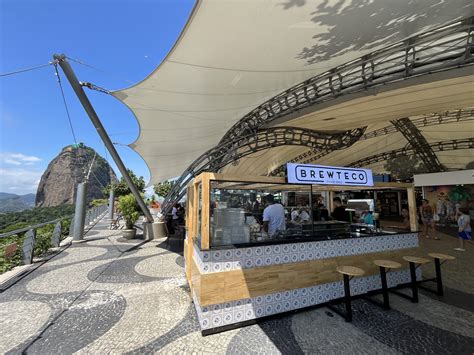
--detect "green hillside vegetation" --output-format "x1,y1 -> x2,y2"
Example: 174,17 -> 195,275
0,206 -> 75,273
0,205 -> 75,233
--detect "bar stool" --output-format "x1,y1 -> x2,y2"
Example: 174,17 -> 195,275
420,253 -> 455,296
327,265 -> 365,322
372,259 -> 401,310
391,256 -> 430,303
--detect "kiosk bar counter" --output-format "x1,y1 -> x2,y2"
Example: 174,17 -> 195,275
184,168 -> 421,334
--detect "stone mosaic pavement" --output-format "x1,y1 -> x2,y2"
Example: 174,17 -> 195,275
0,217 -> 473,354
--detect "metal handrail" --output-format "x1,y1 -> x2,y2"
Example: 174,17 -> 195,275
0,216 -> 73,239
1,204 -> 108,267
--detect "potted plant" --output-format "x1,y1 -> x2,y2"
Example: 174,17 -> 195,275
118,194 -> 140,239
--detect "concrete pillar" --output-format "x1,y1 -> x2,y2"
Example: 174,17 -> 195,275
143,222 -> 155,240
108,188 -> 115,220
73,182 -> 87,241
152,221 -> 167,239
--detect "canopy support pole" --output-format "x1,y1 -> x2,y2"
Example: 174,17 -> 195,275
53,54 -> 154,223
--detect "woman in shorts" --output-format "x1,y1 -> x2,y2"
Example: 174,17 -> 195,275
455,208 -> 472,251
419,199 -> 438,240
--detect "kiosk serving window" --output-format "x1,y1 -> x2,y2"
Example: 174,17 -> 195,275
187,172 -> 418,251
207,180 -> 348,247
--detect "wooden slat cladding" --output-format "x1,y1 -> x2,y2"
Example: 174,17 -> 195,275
194,247 -> 421,306
201,173 -> 211,250
191,257 -> 202,299
407,186 -> 419,231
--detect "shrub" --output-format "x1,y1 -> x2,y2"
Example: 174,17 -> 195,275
34,225 -> 54,257
90,198 -> 107,207
118,194 -> 140,229
0,234 -> 24,273
61,218 -> 72,239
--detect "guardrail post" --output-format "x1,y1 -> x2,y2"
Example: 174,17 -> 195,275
108,188 -> 115,220
69,218 -> 75,237
22,229 -> 36,265
51,221 -> 62,248
73,182 -> 87,241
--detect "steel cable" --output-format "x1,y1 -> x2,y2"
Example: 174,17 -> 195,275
0,62 -> 53,77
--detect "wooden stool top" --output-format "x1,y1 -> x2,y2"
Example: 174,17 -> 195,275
373,259 -> 402,269
403,256 -> 430,265
428,253 -> 456,261
336,265 -> 365,277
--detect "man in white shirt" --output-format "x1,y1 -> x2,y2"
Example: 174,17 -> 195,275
263,194 -> 286,237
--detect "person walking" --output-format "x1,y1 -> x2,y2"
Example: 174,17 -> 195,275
419,199 -> 438,240
171,203 -> 180,234
454,208 -> 471,251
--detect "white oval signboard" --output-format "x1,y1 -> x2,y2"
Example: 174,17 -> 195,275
287,163 -> 374,186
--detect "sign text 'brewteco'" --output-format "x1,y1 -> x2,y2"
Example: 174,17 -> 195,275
286,163 -> 374,186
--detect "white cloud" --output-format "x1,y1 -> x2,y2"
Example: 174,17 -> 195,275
0,152 -> 42,166
0,168 -> 43,195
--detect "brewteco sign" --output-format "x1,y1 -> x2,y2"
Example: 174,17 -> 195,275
287,163 -> 374,186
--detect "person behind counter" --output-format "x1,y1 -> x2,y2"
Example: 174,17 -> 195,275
385,207 -> 411,231
401,207 -> 411,230
359,210 -> 374,225
316,195 -> 325,208
313,195 -> 329,221
332,197 -> 350,222
262,194 -> 286,237
291,206 -> 310,224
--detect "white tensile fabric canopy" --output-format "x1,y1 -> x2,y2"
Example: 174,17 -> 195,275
113,0 -> 473,184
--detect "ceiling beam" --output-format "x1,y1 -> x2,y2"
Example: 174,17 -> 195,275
348,138 -> 474,168
268,109 -> 474,176
161,126 -> 366,214
390,117 -> 445,172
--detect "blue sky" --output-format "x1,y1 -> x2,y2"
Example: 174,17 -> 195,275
0,0 -> 195,194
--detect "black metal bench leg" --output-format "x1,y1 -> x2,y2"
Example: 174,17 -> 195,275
409,262 -> 419,303
380,266 -> 390,310
434,258 -> 443,296
343,274 -> 352,322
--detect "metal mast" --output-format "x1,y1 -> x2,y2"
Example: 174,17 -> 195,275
53,54 -> 154,223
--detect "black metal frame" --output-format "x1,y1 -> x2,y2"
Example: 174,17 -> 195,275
391,117 -> 444,172
327,274 -> 355,322
419,258 -> 446,296
161,127 -> 365,214
390,261 -> 421,303
362,109 -> 474,140
268,109 -> 474,176
363,266 -> 394,310
348,138 -> 474,168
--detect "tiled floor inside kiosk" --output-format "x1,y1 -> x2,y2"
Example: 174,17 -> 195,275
1,216 -> 473,354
